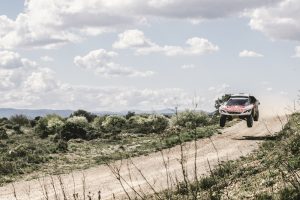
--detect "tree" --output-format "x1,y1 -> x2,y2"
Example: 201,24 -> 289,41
70,109 -> 97,122
125,111 -> 135,119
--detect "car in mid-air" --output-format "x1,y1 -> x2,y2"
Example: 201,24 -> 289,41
219,93 -> 260,128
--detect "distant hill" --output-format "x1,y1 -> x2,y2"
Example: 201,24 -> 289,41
0,108 -> 177,118
0,108 -> 73,118
0,108 -> 210,118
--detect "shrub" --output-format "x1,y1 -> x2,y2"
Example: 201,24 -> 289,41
171,110 -> 209,128
60,121 -> 88,140
9,114 -> 30,126
278,187 -> 300,200
127,115 -> 151,134
70,109 -> 96,122
35,115 -> 65,138
125,111 -> 135,119
199,176 -> 217,190
92,116 -> 107,129
127,115 -> 169,134
0,128 -> 8,139
56,140 -> 68,152
29,116 -> 42,127
289,134 -> 300,155
12,124 -> 22,134
67,116 -> 88,126
102,115 -> 126,135
148,115 -> 169,133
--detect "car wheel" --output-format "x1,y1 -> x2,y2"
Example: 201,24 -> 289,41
220,115 -> 226,127
254,110 -> 259,121
247,115 -> 254,128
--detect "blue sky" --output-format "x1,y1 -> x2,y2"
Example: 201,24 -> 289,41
0,0 -> 299,112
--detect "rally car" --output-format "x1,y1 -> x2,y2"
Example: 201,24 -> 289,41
219,94 -> 260,128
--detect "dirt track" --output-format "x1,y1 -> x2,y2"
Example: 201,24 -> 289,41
0,116 -> 287,200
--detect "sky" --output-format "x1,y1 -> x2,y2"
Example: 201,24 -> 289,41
0,0 -> 299,112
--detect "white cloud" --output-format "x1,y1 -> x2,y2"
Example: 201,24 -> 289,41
248,0 -> 300,41
74,49 -> 154,77
0,51 -> 32,69
113,29 -> 219,56
0,51 -> 56,93
40,56 -> 54,62
181,64 -> 196,69
239,50 -> 264,57
0,0 -> 279,49
292,46 -> 300,57
113,29 -> 153,49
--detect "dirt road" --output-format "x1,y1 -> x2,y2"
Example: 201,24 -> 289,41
0,116 -> 287,200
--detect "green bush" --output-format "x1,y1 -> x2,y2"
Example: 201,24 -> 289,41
9,114 -> 30,126
127,115 -> 151,134
0,128 -> 8,139
199,176 -> 217,190
60,121 -> 88,140
92,116 -> 107,129
102,115 -> 126,134
289,134 -> 300,155
12,124 -> 22,134
35,115 -> 65,138
67,116 -> 88,125
127,115 -> 169,134
148,115 -> 169,133
171,110 -> 209,128
278,187 -> 300,200
56,140 -> 68,152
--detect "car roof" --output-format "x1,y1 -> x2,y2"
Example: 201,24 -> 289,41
230,93 -> 250,98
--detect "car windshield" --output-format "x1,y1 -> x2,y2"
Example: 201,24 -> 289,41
226,98 -> 249,106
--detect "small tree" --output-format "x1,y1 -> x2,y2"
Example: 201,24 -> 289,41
70,109 -> 97,122
125,111 -> 135,119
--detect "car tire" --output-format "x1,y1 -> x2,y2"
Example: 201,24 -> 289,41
254,110 -> 259,121
247,115 -> 254,128
220,115 -> 226,127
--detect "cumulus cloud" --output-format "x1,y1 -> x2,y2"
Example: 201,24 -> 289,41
0,0 -> 280,49
74,49 -> 154,77
0,50 -> 57,93
0,51 -> 196,110
239,50 -> 264,57
113,29 -> 219,56
0,51 -> 37,69
292,46 -> 300,57
248,0 -> 300,41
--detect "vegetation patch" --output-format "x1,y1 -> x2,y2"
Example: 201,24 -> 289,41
150,113 -> 300,200
0,109 -> 220,186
